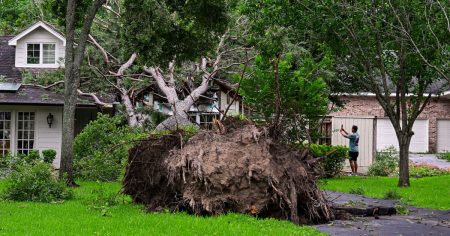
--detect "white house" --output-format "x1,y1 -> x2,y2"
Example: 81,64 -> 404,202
0,21 -> 111,168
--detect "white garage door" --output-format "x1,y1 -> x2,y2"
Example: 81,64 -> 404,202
376,118 -> 428,153
437,120 -> 450,152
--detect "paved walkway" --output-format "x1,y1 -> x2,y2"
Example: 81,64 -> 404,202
315,191 -> 450,236
410,154 -> 450,169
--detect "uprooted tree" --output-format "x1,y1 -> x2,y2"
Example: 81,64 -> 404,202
123,120 -> 335,224
120,1 -> 337,224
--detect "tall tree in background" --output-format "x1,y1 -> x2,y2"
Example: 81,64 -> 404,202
58,0 -> 106,186
242,0 -> 449,187
312,0 -> 449,187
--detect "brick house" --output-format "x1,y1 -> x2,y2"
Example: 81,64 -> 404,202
319,91 -> 450,172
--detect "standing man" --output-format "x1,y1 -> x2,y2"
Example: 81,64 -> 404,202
340,125 -> 360,175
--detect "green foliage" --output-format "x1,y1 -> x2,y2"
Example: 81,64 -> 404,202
368,146 -> 399,177
409,165 -> 449,178
383,190 -> 401,200
121,0 -> 228,65
2,162 -> 72,202
21,69 -> 65,93
240,53 -> 332,142
395,204 -> 410,215
438,152 -> 450,162
309,144 -> 348,178
24,150 -> 40,163
43,0 -> 92,28
348,187 -> 365,195
0,0 -> 49,34
42,149 -> 57,164
74,114 -> 145,182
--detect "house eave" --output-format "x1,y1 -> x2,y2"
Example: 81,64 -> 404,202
7,21 -> 66,46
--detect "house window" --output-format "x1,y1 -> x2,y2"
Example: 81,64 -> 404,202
200,114 -> 219,129
17,112 -> 35,155
0,112 -> 12,156
27,44 -> 40,64
318,120 -> 332,145
43,44 -> 56,64
27,43 -> 56,65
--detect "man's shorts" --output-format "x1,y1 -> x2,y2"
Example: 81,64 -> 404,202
349,151 -> 359,161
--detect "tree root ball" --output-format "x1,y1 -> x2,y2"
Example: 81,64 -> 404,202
122,124 -> 334,224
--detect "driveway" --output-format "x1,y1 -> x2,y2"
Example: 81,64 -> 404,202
315,191 -> 450,236
409,154 -> 450,169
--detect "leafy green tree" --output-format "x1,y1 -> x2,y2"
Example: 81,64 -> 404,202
121,0 -> 228,65
0,0 -> 50,34
239,52 -> 331,143
241,0 -> 449,187
310,0 -> 449,187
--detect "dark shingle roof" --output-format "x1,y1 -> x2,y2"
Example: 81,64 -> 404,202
0,85 -> 112,106
0,36 -> 22,82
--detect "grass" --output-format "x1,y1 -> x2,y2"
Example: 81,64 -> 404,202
0,181 -> 323,236
320,175 -> 450,210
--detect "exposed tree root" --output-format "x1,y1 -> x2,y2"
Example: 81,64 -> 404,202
123,123 -> 334,224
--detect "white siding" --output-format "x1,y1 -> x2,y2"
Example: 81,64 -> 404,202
220,91 -> 240,115
34,107 -> 63,168
376,118 -> 429,153
0,105 -> 63,168
15,27 -> 65,68
332,116 -> 375,173
437,120 -> 450,152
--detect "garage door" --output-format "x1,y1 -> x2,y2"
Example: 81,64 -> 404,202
437,120 -> 450,152
376,118 -> 429,153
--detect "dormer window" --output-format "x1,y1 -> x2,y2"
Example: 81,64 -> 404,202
26,43 -> 56,65
27,44 -> 40,64
43,44 -> 56,64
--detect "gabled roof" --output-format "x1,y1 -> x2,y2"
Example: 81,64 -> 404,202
7,21 -> 66,46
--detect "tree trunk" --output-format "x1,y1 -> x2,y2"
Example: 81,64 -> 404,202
59,0 -> 106,186
59,0 -> 77,186
397,133 -> 412,187
121,93 -> 139,127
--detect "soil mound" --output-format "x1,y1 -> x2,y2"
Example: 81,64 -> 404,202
123,124 -> 334,224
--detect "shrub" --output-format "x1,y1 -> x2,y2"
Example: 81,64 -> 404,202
2,162 -> 72,202
409,165 -> 450,178
74,114 -> 145,182
42,149 -> 57,164
25,150 -> 40,163
368,146 -> 399,176
438,152 -> 450,162
309,144 -> 349,177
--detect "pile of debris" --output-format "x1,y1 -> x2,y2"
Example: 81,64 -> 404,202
122,122 -> 334,224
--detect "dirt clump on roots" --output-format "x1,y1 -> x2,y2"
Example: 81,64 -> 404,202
122,123 -> 334,224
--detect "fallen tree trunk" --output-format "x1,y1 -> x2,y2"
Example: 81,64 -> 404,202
122,123 -> 334,224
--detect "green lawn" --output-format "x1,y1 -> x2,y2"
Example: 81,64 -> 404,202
0,181 -> 323,236
320,175 -> 450,210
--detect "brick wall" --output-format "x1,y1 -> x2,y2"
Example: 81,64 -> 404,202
330,96 -> 450,153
